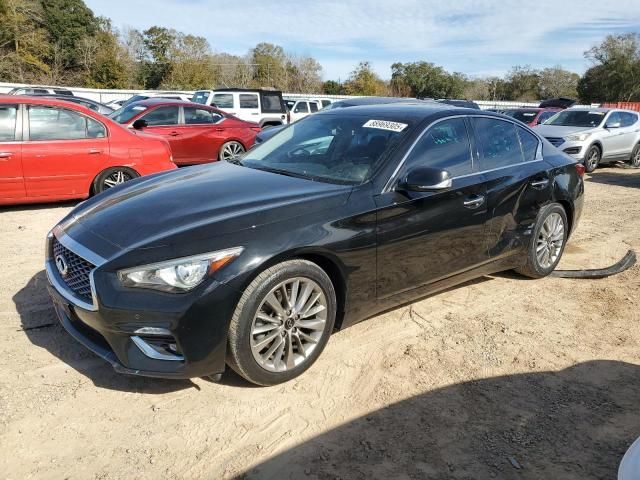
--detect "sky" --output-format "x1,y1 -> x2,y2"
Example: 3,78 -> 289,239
85,0 -> 640,81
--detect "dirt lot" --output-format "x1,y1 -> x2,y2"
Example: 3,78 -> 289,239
1,166 -> 639,480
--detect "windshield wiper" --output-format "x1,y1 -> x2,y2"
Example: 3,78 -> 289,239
249,165 -> 315,180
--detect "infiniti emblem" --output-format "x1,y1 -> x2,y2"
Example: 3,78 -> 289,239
55,254 -> 69,277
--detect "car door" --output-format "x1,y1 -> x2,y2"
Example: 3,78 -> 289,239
375,116 -> 489,299
619,112 -> 640,155
0,103 -> 25,201
182,106 -> 226,164
601,112 -> 627,158
22,105 -> 109,198
471,117 -> 549,259
134,106 -> 186,162
291,102 -> 309,123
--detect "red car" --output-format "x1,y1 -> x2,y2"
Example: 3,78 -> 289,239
0,96 -> 176,206
503,107 -> 561,127
109,99 -> 261,165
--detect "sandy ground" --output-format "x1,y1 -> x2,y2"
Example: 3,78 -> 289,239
0,166 -> 639,480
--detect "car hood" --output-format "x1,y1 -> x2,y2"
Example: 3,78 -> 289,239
534,125 -> 595,138
61,162 -> 351,256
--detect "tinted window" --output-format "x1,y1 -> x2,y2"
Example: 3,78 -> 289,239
620,112 -> 638,127
294,102 -> 309,113
309,102 -> 319,113
184,107 -> 222,124
505,110 -> 538,123
321,100 -> 331,107
140,106 -> 179,126
0,106 -> 17,141
28,106 -> 100,141
239,94 -> 259,109
405,118 -> 472,176
517,127 -> 539,162
285,100 -> 296,111
261,93 -> 283,113
34,89 -> 49,94
54,89 -> 73,96
473,118 -> 523,170
213,94 -> 234,108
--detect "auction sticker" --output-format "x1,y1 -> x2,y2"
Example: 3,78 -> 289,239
363,119 -> 408,132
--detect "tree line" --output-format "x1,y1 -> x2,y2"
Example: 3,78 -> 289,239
1,0 -> 638,103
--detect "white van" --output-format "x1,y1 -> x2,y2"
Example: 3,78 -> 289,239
284,99 -> 322,123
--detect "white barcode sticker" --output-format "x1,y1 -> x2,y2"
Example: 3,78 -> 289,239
363,119 -> 408,132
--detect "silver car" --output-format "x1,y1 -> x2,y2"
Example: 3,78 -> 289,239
534,108 -> 640,172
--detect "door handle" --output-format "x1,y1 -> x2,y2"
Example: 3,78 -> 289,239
88,149 -> 103,155
169,132 -> 181,137
0,152 -> 13,159
530,178 -> 549,189
463,195 -> 485,209
215,128 -> 225,132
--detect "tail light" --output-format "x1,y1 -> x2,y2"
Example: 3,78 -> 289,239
250,127 -> 261,132
575,163 -> 585,178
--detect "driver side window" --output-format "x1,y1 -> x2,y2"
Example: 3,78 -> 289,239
140,106 -> 179,126
404,118 -> 473,177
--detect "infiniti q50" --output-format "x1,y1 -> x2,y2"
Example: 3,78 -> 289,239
46,104 -> 584,386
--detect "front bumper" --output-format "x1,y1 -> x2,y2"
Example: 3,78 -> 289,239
45,230 -> 240,379
551,139 -> 587,161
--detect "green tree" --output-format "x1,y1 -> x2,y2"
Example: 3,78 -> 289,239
504,65 -> 540,101
390,61 -> 465,99
538,66 -> 579,99
322,80 -> 342,95
161,33 -> 213,89
343,61 -> 387,96
141,26 -> 176,88
577,33 -> 640,102
250,42 -> 287,88
41,0 -> 97,66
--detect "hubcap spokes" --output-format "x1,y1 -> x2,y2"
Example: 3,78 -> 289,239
103,171 -> 130,189
250,277 -> 327,372
222,143 -> 244,161
536,212 -> 565,269
588,150 -> 598,168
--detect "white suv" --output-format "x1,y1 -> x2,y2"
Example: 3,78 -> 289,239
191,89 -> 287,128
284,99 -> 321,123
534,108 -> 640,172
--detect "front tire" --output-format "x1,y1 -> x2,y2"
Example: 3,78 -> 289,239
584,145 -> 601,173
218,141 -> 245,162
516,203 -> 568,279
227,260 -> 337,386
630,144 -> 640,168
92,167 -> 138,194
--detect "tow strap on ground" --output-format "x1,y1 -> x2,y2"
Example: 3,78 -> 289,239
551,250 -> 637,279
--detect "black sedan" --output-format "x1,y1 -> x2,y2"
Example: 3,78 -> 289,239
45,104 -> 584,386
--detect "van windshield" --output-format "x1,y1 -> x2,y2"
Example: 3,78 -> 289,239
191,91 -> 210,104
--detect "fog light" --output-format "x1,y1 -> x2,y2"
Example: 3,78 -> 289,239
134,327 -> 172,336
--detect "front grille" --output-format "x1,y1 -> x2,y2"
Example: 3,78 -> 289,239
545,137 -> 565,147
52,237 -> 95,302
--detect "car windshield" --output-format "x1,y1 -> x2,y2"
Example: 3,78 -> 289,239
285,100 -> 296,110
191,91 -> 210,104
544,110 -> 606,127
109,104 -> 148,124
240,114 -> 414,185
505,110 -> 539,122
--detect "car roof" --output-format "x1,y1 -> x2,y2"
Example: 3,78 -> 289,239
317,102 -> 494,122
0,94 -> 101,116
131,98 -> 203,107
331,96 -> 425,107
568,107 -> 612,113
213,88 -> 282,94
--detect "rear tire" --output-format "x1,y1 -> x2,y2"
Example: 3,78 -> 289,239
516,203 -> 568,279
227,260 -> 336,386
92,167 -> 138,195
584,145 -> 601,173
630,144 -> 640,168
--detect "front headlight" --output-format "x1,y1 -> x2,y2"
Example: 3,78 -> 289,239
118,247 -> 243,292
565,132 -> 592,142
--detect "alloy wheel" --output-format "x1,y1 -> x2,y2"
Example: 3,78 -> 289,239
632,149 -> 640,168
221,142 -> 245,162
586,148 -> 599,171
103,170 -> 132,189
536,212 -> 565,269
250,277 -> 327,373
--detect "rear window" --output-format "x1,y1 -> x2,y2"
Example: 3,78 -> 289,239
240,94 -> 259,109
505,110 -> 539,123
261,92 -> 284,113
213,94 -> 234,109
191,91 -> 210,104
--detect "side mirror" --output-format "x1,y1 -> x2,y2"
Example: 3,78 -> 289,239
397,167 -> 452,192
132,119 -> 147,130
605,121 -> 621,129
